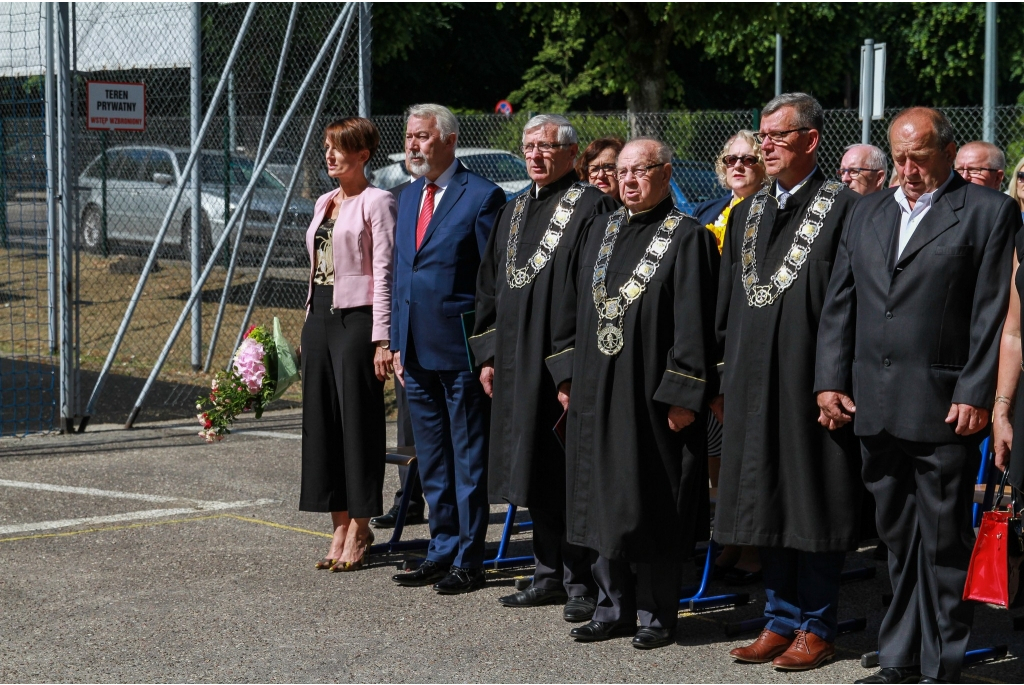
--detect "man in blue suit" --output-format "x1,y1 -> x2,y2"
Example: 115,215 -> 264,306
390,103 -> 506,594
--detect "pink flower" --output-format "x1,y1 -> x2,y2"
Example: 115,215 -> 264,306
232,338 -> 267,394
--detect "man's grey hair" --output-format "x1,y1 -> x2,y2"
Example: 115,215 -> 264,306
762,92 -> 824,133
406,103 -> 459,140
626,137 -> 673,164
844,144 -> 888,172
960,140 -> 1006,172
522,114 -> 578,145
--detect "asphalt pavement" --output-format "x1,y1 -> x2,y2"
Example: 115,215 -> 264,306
1,408 -> 1022,683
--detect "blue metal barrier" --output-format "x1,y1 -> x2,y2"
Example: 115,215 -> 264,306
368,448 -> 430,556
680,540 -> 750,611
483,504 -> 535,570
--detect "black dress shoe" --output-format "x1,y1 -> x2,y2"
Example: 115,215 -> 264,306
632,626 -> 675,650
371,504 -> 425,529
569,620 -> 637,642
433,566 -> 486,594
854,667 -> 922,684
563,596 -> 597,622
499,585 -> 567,607
392,559 -> 448,586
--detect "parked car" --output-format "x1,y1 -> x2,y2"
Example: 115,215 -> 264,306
669,159 -> 722,216
3,133 -> 47,195
263,148 -> 335,198
372,148 -> 532,200
77,146 -> 316,264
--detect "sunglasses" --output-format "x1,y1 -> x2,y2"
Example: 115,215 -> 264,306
722,155 -> 760,167
1017,172 -> 1024,182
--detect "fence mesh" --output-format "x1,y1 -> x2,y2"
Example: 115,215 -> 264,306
4,3 -> 1024,434
0,3 -> 54,436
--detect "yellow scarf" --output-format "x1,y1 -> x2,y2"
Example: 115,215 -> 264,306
706,195 -> 744,254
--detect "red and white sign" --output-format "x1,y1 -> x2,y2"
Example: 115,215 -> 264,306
87,81 -> 146,131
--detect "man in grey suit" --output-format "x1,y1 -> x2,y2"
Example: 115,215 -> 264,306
815,107 -> 1022,684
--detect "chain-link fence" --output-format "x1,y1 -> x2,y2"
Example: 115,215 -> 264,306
5,4 -> 1024,435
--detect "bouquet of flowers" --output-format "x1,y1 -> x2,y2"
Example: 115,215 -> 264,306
196,317 -> 300,442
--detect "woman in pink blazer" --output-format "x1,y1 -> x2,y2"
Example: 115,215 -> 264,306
300,117 -> 396,572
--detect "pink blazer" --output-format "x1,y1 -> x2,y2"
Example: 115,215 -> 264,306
304,186 -> 396,342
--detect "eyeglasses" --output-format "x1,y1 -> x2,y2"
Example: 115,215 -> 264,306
615,163 -> 667,180
722,154 -> 760,167
753,128 -> 810,145
520,142 -> 569,154
955,166 -> 1000,177
839,167 -> 884,179
587,163 -> 616,177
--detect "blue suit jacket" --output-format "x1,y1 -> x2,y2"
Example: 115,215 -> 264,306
391,162 -> 505,371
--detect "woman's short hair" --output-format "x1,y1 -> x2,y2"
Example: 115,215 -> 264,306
575,136 -> 625,180
714,130 -> 765,189
324,117 -> 381,158
1008,156 -> 1024,205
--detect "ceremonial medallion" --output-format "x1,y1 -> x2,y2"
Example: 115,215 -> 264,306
597,325 -> 624,355
591,207 -> 690,356
506,182 -> 589,289
739,179 -> 844,308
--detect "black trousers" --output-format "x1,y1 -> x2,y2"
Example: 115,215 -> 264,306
592,555 -> 681,630
861,431 -> 979,682
391,377 -> 424,509
299,289 -> 385,517
529,502 -> 596,597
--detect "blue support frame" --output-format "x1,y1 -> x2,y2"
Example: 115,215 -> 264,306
368,449 -> 430,556
482,504 -> 535,570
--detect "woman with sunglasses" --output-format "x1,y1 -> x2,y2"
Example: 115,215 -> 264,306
575,136 -> 625,202
1008,156 -> 1024,222
694,130 -> 768,253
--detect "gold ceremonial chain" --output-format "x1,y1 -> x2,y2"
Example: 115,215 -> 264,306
506,182 -> 588,289
591,207 -> 685,356
740,179 -> 844,308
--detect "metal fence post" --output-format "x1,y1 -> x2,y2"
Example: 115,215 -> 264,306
0,118 -> 7,250
862,39 -> 874,146
100,131 -> 108,256
774,33 -> 783,97
359,2 -> 372,118
204,1 -> 299,373
125,3 -> 356,428
57,2 -> 74,433
190,2 -> 203,372
44,2 -> 57,356
222,113 -> 230,268
751,108 -> 760,131
80,2 -> 258,430
983,2 -> 997,144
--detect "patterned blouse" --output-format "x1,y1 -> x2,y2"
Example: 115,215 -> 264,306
312,217 -> 336,285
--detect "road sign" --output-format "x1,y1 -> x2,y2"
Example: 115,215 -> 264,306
87,81 -> 146,131
495,99 -> 513,116
859,42 -> 886,121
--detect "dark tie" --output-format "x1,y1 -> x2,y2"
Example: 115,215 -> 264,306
416,183 -> 438,250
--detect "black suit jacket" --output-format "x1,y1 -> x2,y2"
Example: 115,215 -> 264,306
815,173 -> 1021,443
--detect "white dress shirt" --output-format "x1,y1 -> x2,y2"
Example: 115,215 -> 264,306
775,166 -> 817,209
893,172 -> 954,258
417,159 -> 459,214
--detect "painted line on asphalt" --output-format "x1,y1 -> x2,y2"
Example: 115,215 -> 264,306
171,426 -> 302,440
0,478 -> 241,507
0,514 -> 227,544
221,514 -> 332,539
0,498 -> 274,536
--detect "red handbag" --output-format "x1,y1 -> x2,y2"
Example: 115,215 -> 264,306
963,473 -> 1024,609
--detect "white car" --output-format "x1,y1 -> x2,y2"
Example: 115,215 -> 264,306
372,148 -> 532,200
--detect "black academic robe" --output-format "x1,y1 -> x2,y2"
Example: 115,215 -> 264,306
547,196 -> 719,563
714,170 -> 862,553
471,172 -> 618,507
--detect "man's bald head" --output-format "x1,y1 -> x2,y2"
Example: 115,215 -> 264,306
955,141 -> 1005,190
888,107 -> 957,204
617,137 -> 673,213
840,144 -> 887,195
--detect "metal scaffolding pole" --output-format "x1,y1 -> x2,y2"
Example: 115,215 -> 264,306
231,5 -> 356,366
203,1 -> 299,373
79,2 -> 258,431
56,2 -> 73,432
983,2 -> 997,144
191,3 -> 202,371
44,3 -> 57,356
125,3 -> 356,429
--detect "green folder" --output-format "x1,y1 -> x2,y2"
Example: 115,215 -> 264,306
461,310 -> 477,370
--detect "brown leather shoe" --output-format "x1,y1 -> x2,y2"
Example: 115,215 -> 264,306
729,628 -> 793,663
772,630 -> 835,671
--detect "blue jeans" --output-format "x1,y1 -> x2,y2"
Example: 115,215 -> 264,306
759,547 -> 845,642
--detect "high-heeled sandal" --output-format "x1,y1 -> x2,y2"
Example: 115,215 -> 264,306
315,557 -> 338,570
331,531 -> 374,573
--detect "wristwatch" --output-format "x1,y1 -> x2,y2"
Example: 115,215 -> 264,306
377,340 -> 390,349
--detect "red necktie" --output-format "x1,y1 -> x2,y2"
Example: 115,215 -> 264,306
416,183 -> 438,250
